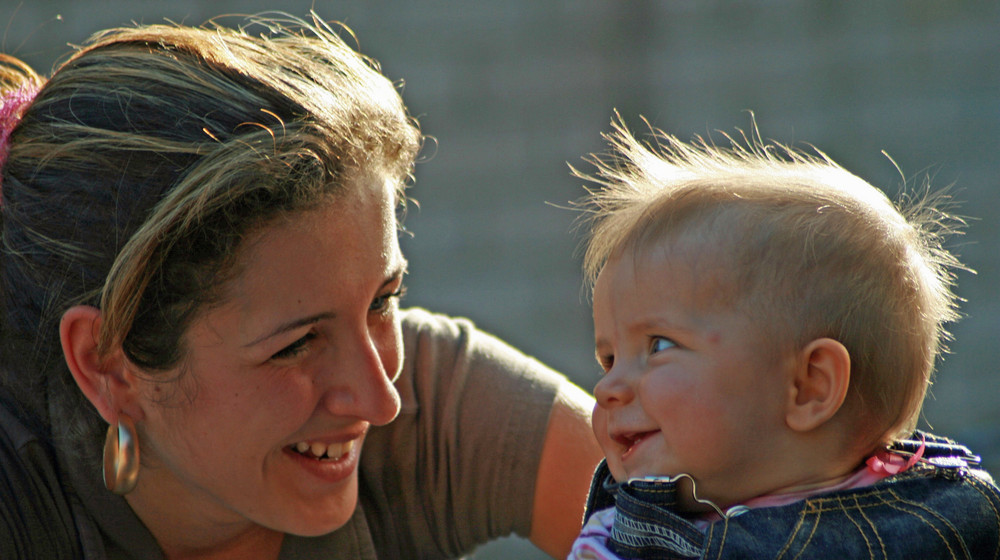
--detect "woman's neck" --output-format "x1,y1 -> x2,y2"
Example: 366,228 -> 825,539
158,529 -> 284,560
125,481 -> 284,560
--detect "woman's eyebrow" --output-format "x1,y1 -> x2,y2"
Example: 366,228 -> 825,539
387,257 -> 409,282
243,261 -> 408,349
243,312 -> 335,348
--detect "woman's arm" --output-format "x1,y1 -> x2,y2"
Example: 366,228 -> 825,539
370,308 -> 602,558
529,381 -> 603,558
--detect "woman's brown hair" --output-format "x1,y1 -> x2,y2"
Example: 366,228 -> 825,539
0,15 -> 421,460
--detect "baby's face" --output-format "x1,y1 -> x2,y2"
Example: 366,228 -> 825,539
591,240 -> 795,508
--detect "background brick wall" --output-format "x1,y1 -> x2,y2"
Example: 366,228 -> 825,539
4,2 -> 998,557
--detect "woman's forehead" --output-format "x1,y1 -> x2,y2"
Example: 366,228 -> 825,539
225,172 -> 399,280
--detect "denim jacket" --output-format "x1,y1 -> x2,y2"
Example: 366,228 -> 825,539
580,432 -> 1000,559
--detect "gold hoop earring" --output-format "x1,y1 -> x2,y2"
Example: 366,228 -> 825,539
103,413 -> 139,495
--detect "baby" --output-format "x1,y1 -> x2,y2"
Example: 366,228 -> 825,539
568,120 -> 1000,559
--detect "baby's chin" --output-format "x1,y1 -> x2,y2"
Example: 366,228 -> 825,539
611,460 -> 682,482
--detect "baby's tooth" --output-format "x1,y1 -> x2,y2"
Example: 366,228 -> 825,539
295,441 -> 309,453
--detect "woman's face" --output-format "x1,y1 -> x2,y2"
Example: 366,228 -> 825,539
127,171 -> 406,537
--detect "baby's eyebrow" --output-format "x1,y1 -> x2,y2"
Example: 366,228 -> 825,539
627,317 -> 693,336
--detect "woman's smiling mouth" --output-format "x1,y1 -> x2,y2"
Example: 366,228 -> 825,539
290,439 -> 356,460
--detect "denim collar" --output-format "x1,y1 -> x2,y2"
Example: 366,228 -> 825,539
581,431 -> 983,559
584,462 -> 711,559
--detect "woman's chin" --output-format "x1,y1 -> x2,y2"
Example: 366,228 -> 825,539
269,474 -> 360,537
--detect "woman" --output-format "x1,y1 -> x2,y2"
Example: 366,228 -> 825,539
0,16 -> 600,559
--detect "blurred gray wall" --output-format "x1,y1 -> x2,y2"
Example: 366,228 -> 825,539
4,2 -> 998,558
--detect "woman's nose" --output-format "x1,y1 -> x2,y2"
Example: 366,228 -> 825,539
593,363 -> 634,408
321,324 -> 401,426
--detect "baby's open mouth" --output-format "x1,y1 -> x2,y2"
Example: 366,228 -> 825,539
615,430 -> 656,448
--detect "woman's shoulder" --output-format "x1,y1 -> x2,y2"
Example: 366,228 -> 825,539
399,306 -> 469,339
398,306 -> 566,394
0,397 -> 55,487
0,399 -> 89,558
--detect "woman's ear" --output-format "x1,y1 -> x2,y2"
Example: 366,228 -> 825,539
785,337 -> 851,433
60,305 -> 140,424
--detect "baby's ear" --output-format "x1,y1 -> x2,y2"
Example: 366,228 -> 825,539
785,338 -> 850,432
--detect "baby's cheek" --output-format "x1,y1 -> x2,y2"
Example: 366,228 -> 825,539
591,406 -> 625,480
591,405 -> 607,443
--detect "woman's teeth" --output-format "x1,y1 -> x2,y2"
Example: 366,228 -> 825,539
293,439 -> 354,460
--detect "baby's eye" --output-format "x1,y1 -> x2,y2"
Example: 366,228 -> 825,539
650,336 -> 676,354
596,354 -> 614,373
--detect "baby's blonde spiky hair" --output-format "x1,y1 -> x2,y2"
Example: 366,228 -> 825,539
575,115 -> 966,447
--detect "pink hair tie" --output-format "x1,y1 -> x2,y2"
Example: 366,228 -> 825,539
866,439 -> 926,476
0,82 -> 41,183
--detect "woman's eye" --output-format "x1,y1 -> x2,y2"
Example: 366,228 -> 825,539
650,336 -> 676,354
370,284 -> 407,313
270,332 -> 316,361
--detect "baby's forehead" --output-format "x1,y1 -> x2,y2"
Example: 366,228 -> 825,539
601,236 -> 794,345
635,222 -> 738,273
612,232 -> 745,308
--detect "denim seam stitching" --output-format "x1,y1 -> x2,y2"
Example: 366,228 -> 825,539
774,507 -> 807,559
804,487 -> 898,509
886,488 -> 965,559
844,494 -> 886,559
614,500 -> 703,557
965,477 -> 1000,560
707,517 -> 726,560
844,492 -> 891,558
804,492 -> 899,512
787,507 -> 821,560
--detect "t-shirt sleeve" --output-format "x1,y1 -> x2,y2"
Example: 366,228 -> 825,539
0,403 -> 86,559
359,307 -> 567,558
